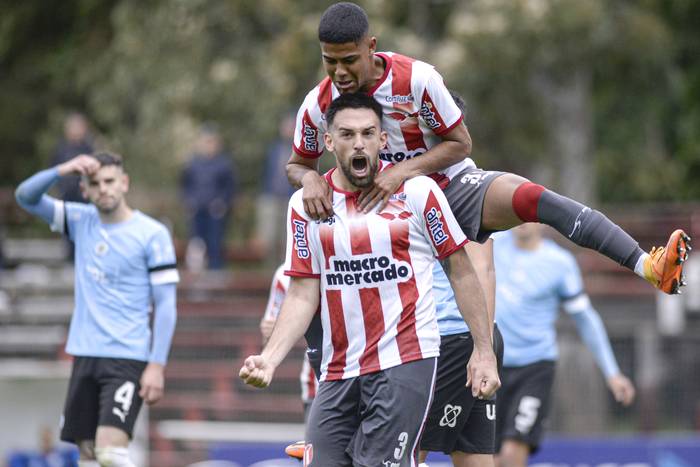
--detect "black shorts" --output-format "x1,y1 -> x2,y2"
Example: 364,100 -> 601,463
60,356 -> 147,443
443,167 -> 506,243
421,325 -> 504,455
305,358 -> 437,467
495,360 -> 556,454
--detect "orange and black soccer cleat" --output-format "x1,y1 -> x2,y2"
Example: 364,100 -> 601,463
285,440 -> 305,461
643,229 -> 691,294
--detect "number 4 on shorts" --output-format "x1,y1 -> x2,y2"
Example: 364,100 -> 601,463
113,381 -> 135,423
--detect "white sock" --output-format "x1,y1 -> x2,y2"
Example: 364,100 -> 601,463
419,464 -> 430,467
634,253 -> 650,278
95,446 -> 136,467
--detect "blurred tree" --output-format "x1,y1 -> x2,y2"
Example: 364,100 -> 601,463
1,0 -> 698,217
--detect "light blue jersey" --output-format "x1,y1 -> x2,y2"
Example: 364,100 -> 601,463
56,201 -> 179,361
494,231 -> 584,367
15,168 -> 179,364
433,260 -> 470,336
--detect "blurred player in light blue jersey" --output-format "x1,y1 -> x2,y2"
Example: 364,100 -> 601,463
493,224 -> 635,467
15,152 -> 179,467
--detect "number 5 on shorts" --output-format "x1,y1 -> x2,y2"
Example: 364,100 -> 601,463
514,396 -> 541,434
113,381 -> 135,423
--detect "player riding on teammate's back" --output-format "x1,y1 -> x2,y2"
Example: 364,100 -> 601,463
288,2 -> 690,295
240,92 -> 499,466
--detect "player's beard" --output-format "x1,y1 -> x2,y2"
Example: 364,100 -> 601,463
94,195 -> 121,215
340,155 -> 378,189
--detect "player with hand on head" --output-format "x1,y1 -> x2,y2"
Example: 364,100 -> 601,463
15,153 -> 179,467
287,2 -> 690,296
493,224 -> 635,467
241,92 -> 499,466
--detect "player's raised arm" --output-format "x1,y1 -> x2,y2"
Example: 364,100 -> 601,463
15,154 -> 99,224
239,276 -> 320,388
357,67 -> 472,213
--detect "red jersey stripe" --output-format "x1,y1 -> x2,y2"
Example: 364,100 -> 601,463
345,197 -> 373,255
389,220 -> 422,362
358,287 -> 385,375
319,224 -> 335,269
392,55 -> 427,151
390,54 -> 414,114
318,77 -> 334,115
325,289 -> 348,380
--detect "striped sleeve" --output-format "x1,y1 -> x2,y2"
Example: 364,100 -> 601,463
417,65 -> 463,136
147,227 -> 180,285
410,177 -> 467,260
292,86 -> 326,159
284,192 -> 321,278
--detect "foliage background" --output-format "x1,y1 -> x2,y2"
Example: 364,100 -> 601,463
1,0 -> 698,218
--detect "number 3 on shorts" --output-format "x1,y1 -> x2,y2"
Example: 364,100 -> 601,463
113,381 -> 135,423
394,432 -> 408,460
514,396 -> 541,434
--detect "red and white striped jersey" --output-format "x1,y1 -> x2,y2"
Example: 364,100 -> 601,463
284,164 -> 468,381
263,264 -> 289,321
263,265 -> 318,402
293,51 -> 475,186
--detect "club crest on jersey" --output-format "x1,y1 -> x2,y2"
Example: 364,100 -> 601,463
94,241 -> 109,256
426,207 -> 448,245
325,255 -> 413,288
385,94 -> 413,104
419,101 -> 441,130
293,219 -> 310,259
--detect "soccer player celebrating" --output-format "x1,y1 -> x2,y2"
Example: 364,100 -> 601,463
15,153 -> 179,467
493,224 -> 635,467
287,2 -> 690,295
240,92 -> 499,466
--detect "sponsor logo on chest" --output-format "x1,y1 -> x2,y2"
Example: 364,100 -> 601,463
325,254 -> 413,288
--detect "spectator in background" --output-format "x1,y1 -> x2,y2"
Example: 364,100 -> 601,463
50,112 -> 94,261
50,112 -> 93,204
254,114 -> 296,264
181,123 -> 237,270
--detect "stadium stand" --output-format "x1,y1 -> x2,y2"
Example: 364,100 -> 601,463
1,204 -> 698,465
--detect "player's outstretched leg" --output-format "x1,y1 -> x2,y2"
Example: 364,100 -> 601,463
481,173 -> 691,294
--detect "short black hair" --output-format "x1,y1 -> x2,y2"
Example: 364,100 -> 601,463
325,92 -> 383,128
318,2 -> 369,44
92,151 -> 124,169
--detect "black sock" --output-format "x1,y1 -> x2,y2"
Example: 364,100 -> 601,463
537,190 -> 644,270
